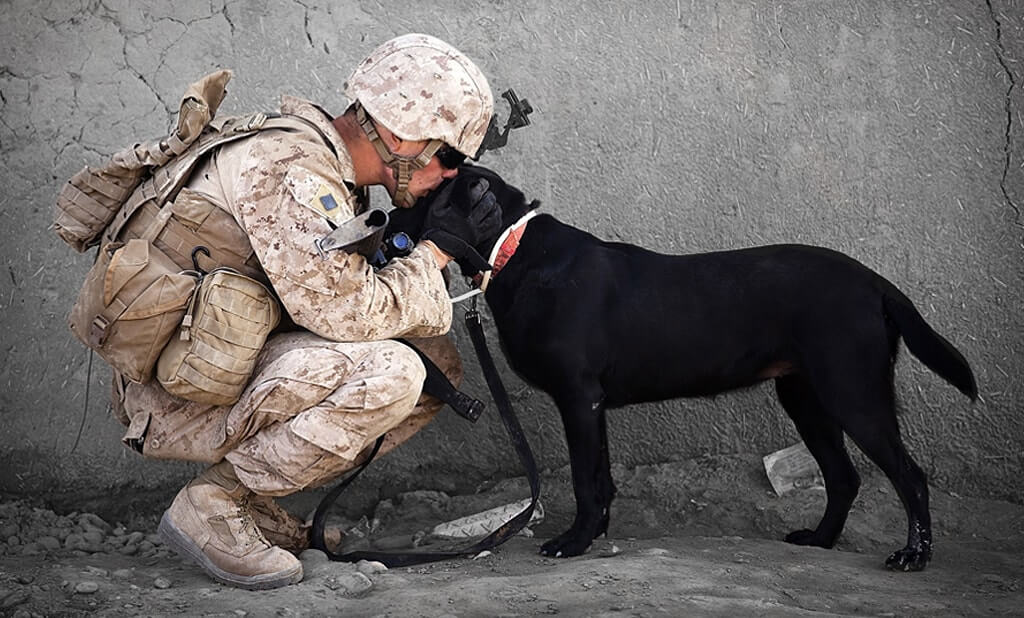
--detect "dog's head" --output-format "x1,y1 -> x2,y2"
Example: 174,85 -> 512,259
387,163 -> 534,262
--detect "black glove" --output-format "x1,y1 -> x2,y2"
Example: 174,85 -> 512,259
421,177 -> 503,276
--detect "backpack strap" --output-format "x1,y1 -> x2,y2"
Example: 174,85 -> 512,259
102,113 -> 334,245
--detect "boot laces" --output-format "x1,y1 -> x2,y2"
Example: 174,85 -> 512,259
236,495 -> 271,548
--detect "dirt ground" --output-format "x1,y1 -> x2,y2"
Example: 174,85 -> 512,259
1,453 -> 1022,617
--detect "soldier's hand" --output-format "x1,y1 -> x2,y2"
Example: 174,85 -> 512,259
421,177 -> 503,276
421,230 -> 491,275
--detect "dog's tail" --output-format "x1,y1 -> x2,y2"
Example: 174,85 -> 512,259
882,286 -> 978,401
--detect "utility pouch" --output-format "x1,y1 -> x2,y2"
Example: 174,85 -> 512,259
68,237 -> 201,383
54,164 -> 147,252
156,268 -> 280,405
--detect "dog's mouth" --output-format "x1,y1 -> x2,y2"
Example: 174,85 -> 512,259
757,361 -> 795,379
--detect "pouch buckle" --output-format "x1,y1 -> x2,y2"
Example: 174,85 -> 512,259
89,316 -> 110,346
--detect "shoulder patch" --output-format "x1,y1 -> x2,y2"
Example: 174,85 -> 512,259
284,166 -> 354,225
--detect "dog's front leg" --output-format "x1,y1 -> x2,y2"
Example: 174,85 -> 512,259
541,392 -> 613,558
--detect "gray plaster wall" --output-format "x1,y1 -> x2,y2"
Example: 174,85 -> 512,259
1,1 -> 1021,509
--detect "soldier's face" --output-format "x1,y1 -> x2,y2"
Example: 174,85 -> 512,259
403,156 -> 460,204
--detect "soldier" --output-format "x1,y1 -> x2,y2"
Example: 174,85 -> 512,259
117,34 -> 500,589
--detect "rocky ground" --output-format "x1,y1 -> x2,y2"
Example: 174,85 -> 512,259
1,453 -> 1022,617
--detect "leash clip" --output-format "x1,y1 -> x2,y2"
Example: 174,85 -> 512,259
465,295 -> 481,327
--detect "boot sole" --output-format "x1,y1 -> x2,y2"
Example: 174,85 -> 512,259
158,511 -> 303,590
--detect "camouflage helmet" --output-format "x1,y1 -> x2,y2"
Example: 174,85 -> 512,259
344,33 -> 494,158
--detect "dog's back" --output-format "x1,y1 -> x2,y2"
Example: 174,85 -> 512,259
488,216 -> 917,405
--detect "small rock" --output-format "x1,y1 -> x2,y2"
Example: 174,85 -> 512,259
112,526 -> 127,537
112,569 -> 133,579
153,577 -> 172,590
298,549 -> 329,565
0,524 -> 18,538
64,533 -> 84,549
74,581 -> 99,594
16,575 -> 34,585
324,572 -> 373,597
299,549 -> 343,580
3,591 -> 30,609
145,533 -> 163,546
82,531 -> 105,545
78,513 -> 112,534
84,566 -> 109,577
138,541 -> 155,553
356,560 -> 387,576
640,548 -> 669,556
472,550 -> 492,560
104,535 -> 127,547
117,544 -> 138,556
6,536 -> 20,546
126,532 -> 145,545
20,543 -> 42,556
37,536 -> 61,551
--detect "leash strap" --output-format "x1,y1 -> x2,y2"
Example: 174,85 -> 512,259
310,306 -> 541,567
398,338 -> 484,423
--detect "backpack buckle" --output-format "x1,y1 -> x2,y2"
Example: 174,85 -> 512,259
235,112 -> 268,132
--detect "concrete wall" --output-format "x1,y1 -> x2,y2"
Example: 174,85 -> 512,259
1,1 -> 1021,509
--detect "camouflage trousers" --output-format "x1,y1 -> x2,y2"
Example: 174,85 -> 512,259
116,332 -> 461,496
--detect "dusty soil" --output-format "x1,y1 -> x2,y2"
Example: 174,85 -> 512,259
1,454 -> 1022,617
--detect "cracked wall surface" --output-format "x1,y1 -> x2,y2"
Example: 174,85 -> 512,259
1,0 -> 1022,510
990,0 -> 1024,234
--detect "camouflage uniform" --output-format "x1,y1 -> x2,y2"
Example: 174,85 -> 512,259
120,96 -> 459,496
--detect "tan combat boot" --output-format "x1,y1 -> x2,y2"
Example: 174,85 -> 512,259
247,494 -> 344,554
158,461 -> 303,590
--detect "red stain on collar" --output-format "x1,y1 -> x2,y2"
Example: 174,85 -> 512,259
472,214 -> 535,289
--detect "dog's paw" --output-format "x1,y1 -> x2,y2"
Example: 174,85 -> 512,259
885,547 -> 930,572
784,529 -> 824,547
539,532 -> 592,558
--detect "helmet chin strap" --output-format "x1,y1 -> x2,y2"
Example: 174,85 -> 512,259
355,103 -> 443,207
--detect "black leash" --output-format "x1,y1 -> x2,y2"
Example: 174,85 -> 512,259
310,301 -> 541,567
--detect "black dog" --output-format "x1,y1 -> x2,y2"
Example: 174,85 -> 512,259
393,164 -> 977,571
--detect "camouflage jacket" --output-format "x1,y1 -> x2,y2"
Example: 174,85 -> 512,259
186,95 -> 452,341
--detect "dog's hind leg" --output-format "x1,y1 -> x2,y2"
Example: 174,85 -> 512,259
839,402 -> 932,571
775,375 -> 860,549
808,354 -> 932,572
540,387 -> 612,558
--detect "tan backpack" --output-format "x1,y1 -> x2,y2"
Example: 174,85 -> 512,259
59,70 -> 321,397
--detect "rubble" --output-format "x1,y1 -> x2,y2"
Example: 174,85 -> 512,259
0,500 -> 172,562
